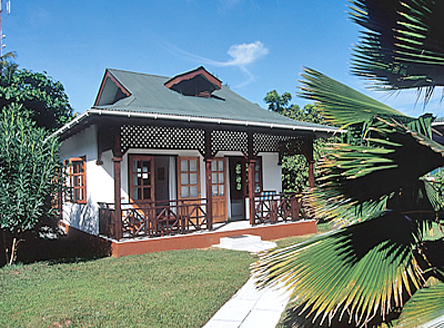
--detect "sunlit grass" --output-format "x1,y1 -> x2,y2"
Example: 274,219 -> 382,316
0,248 -> 254,328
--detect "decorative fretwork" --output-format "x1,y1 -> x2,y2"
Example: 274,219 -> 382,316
120,125 -> 205,154
253,133 -> 305,155
211,130 -> 248,156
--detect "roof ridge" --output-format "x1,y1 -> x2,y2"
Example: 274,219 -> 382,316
107,68 -> 169,79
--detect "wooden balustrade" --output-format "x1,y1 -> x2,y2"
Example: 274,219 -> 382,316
99,193 -> 306,240
253,192 -> 307,225
98,199 -> 208,239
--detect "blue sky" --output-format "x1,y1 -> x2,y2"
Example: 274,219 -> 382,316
3,0 -> 443,117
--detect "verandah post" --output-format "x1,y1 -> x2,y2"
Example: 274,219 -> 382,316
113,125 -> 123,240
113,157 -> 122,240
205,158 -> 213,231
308,160 -> 315,188
248,159 -> 256,226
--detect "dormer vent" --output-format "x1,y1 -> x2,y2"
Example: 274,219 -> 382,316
164,66 -> 222,98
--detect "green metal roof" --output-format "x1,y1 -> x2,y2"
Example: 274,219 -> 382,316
91,68 -> 335,132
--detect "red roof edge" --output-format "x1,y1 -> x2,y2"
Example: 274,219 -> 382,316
164,66 -> 222,91
94,69 -> 131,106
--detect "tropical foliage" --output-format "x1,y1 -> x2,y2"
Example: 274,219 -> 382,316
0,54 -> 74,132
0,104 -> 63,265
0,54 -> 72,265
264,91 -> 329,192
253,1 -> 444,327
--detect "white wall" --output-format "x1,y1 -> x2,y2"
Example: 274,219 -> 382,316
59,125 -> 111,235
260,153 -> 282,193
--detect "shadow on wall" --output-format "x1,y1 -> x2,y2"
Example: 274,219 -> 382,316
65,197 -> 99,235
0,225 -> 112,267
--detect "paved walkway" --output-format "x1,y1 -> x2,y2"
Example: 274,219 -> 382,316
203,235 -> 292,328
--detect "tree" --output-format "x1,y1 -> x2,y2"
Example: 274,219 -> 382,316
253,1 -> 444,327
264,91 -> 328,192
0,58 -> 74,132
0,104 -> 63,265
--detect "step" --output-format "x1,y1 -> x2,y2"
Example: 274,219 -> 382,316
214,234 -> 277,252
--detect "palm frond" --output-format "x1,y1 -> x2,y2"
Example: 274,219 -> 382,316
300,69 -> 444,211
253,211 -> 425,327
395,282 -> 444,328
348,0 -> 444,101
299,67 -> 407,128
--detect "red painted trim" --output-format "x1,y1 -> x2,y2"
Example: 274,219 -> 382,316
109,220 -> 317,257
94,70 -> 131,106
164,66 -> 222,90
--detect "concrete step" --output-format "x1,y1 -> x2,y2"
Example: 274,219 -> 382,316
213,234 -> 277,253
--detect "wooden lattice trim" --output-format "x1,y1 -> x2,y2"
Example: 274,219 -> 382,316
211,130 -> 248,156
120,125 -> 205,154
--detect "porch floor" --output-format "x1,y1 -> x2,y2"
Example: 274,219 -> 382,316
101,219 -> 317,258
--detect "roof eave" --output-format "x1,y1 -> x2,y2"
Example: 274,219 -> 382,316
52,108 -> 339,140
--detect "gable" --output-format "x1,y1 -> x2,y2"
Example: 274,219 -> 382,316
94,70 -> 131,106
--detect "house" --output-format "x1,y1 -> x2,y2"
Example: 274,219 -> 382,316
56,66 -> 336,247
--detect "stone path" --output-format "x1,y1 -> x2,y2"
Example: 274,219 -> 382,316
203,235 -> 291,328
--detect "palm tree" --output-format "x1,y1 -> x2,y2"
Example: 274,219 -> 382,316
0,51 -> 17,80
252,1 -> 444,327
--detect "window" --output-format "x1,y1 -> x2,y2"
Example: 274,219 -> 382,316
65,157 -> 87,204
129,155 -> 154,202
178,157 -> 200,199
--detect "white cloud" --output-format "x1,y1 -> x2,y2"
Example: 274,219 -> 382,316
224,41 -> 269,66
160,40 -> 269,87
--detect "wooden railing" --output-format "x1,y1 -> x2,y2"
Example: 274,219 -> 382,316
99,193 -> 307,239
99,199 -> 208,239
253,192 -> 306,225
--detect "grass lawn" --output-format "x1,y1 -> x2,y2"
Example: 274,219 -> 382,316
0,248 -> 254,328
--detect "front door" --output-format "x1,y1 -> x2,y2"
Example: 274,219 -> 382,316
129,155 -> 155,205
211,158 -> 227,223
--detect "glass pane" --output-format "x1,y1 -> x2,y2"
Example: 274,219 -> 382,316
134,160 -> 141,172
190,160 -> 197,172
181,186 -> 189,198
73,189 -> 79,200
219,185 -> 224,196
212,173 -> 218,183
211,160 -> 217,172
219,173 -> 224,184
73,163 -> 80,174
143,187 -> 151,200
133,174 -> 139,186
181,160 -> 188,172
143,161 -> 150,172
190,186 -> 198,198
255,172 -> 260,183
143,174 -> 151,185
133,188 -> 140,200
190,173 -> 197,185
218,160 -> 224,172
255,184 -> 261,193
212,185 -> 218,196
181,173 -> 189,185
